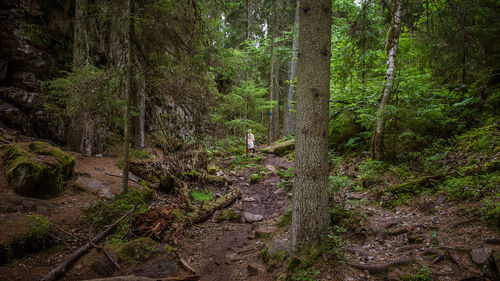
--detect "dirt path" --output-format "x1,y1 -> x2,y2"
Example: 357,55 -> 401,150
178,153 -> 291,281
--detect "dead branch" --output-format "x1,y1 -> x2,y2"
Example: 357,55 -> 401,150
41,206 -> 137,281
88,222 -> 122,272
347,257 -> 414,273
451,218 -> 476,228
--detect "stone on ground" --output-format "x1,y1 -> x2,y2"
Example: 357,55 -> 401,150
243,212 -> 263,223
471,247 -> 492,264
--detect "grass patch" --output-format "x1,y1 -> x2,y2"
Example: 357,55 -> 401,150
190,189 -> 213,202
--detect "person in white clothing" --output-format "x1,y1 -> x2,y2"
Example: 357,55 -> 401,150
247,129 -> 255,153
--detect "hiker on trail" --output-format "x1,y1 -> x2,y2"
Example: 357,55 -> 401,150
247,129 -> 255,153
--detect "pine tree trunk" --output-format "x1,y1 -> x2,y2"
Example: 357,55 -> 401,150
268,0 -> 280,142
291,0 -> 332,252
371,0 -> 403,161
122,0 -> 134,193
283,0 -> 299,136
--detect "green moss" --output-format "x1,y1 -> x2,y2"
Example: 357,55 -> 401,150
164,244 -> 176,254
190,189 -> 213,202
217,208 -> 241,222
250,174 -> 261,184
259,247 -> 287,268
115,237 -> 160,264
0,214 -> 51,264
3,142 -> 75,198
274,139 -> 295,156
207,163 -> 220,175
278,210 -> 292,228
27,215 -> 50,240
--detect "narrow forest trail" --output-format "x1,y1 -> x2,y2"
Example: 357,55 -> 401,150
178,151 -> 292,281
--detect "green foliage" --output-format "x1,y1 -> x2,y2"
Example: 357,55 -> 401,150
84,189 -> 153,233
328,175 -> 354,195
250,173 -> 261,184
190,189 -> 213,202
217,208 -> 241,222
27,215 -> 51,240
402,265 -> 432,281
438,172 -> 499,201
288,268 -> 320,281
45,65 -> 122,150
481,198 -> 500,229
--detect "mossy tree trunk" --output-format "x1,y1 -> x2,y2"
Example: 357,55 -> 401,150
122,0 -> 134,194
291,0 -> 332,252
283,0 -> 299,137
371,0 -> 403,161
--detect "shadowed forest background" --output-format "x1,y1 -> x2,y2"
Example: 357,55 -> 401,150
0,0 -> 499,280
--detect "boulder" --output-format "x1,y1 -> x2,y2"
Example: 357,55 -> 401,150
268,240 -> 289,256
273,139 -> 295,156
3,141 -> 75,198
0,213 -> 51,264
265,165 -> 277,175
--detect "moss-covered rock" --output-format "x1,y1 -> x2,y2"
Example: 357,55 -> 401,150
2,142 -> 75,198
273,139 -> 295,156
0,213 -> 51,264
217,208 -> 242,222
115,237 -> 161,264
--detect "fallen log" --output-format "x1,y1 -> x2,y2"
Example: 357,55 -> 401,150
347,257 -> 414,274
190,188 -> 241,224
41,206 -> 137,281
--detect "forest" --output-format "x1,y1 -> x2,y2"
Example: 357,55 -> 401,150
0,0 -> 499,280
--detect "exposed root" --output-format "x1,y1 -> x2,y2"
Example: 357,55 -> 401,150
347,256 -> 414,273
395,244 -> 421,252
451,218 -> 476,229
346,247 -> 370,256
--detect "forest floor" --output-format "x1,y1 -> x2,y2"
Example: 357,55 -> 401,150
0,136 -> 499,280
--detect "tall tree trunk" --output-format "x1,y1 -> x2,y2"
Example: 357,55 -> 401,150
73,0 -> 94,157
370,0 -> 403,161
291,0 -> 332,252
122,0 -> 134,193
268,0 -> 280,143
283,0 -> 299,136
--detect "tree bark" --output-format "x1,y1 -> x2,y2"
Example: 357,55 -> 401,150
291,0 -> 332,252
268,0 -> 280,143
370,0 -> 403,161
122,0 -> 134,193
283,0 -> 299,136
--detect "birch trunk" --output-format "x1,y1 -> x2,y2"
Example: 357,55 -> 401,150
291,0 -> 332,252
371,0 -> 403,161
283,0 -> 299,136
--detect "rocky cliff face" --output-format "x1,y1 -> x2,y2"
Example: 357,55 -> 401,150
0,0 -> 73,143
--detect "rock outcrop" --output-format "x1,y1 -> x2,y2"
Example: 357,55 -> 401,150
3,141 -> 75,198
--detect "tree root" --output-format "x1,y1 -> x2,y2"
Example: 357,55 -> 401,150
346,247 -> 370,256
395,244 -> 421,252
347,257 -> 414,273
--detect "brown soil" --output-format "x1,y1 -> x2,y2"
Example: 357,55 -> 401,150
176,153 -> 291,281
1,138 -> 498,281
